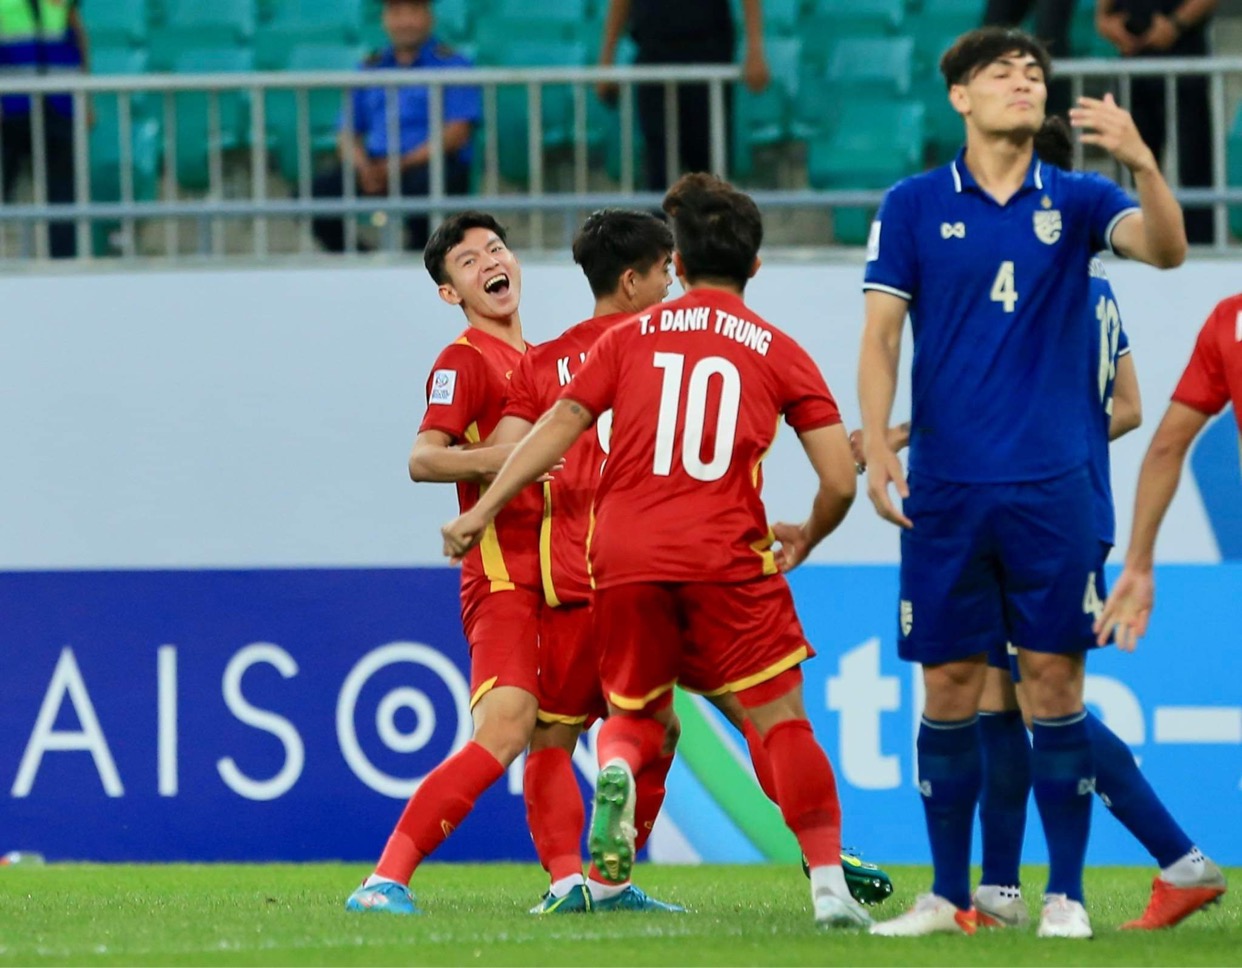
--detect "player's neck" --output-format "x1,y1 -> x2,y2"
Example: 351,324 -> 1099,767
962,134 -> 1035,205
465,311 -> 525,352
684,280 -> 745,299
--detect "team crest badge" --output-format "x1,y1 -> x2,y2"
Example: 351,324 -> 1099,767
1033,208 -> 1062,244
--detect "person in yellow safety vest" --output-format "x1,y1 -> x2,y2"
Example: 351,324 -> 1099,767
0,0 -> 90,258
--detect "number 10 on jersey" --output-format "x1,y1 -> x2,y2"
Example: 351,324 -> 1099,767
652,352 -> 742,482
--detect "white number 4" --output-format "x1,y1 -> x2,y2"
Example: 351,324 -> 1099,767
1082,572 -> 1103,621
990,260 -> 1018,313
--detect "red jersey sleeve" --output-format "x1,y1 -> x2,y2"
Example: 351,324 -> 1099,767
781,341 -> 843,433
1172,305 -> 1231,417
418,342 -> 489,441
559,322 -> 623,420
502,351 -> 543,424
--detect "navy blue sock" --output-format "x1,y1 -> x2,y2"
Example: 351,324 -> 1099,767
978,709 -> 1031,888
1087,711 -> 1193,867
918,716 -> 981,910
1031,712 -> 1094,903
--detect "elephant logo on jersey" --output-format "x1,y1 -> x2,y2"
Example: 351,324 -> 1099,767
900,599 -> 913,637
1033,209 -> 1062,244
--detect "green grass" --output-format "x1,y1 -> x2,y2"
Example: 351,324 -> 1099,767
0,863 -> 1236,966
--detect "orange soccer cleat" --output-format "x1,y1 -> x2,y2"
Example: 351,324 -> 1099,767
1121,866 -> 1228,931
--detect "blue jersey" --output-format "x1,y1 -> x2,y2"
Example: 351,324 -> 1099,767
864,150 -> 1138,483
1086,259 -> 1129,546
345,40 -> 482,162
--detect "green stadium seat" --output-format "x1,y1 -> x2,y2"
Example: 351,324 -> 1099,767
1228,105 -> 1242,238
266,44 -> 361,183
807,0 -> 906,35
254,0 -> 362,69
168,48 -> 256,190
764,35 -> 803,99
473,16 -> 583,64
910,24 -> 961,80
433,0 -> 473,43
85,0 -> 149,47
495,0 -> 591,23
732,85 -> 788,179
151,0 -> 255,39
90,93 -> 162,255
602,107 -> 644,185
755,0 -> 804,35
491,41 -> 589,182
1069,2 -> 1117,58
918,84 -> 962,165
825,36 -> 915,97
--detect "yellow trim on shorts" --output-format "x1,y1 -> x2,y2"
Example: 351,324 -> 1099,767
676,681 -> 731,698
536,710 -> 589,726
723,645 -> 808,695
750,531 -> 778,576
608,678 -> 678,711
539,481 -> 561,607
464,420 -> 516,593
470,675 -> 499,710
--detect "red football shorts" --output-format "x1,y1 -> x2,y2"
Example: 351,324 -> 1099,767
593,575 -> 814,712
536,601 -> 606,726
460,582 -> 542,709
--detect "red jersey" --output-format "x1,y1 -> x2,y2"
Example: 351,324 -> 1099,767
1172,293 -> 1242,433
504,312 -> 627,606
418,327 -> 542,594
562,289 -> 842,588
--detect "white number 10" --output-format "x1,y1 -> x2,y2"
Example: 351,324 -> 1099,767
652,352 -> 741,482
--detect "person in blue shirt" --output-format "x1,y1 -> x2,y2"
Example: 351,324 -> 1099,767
858,27 -> 1187,940
311,0 -> 480,253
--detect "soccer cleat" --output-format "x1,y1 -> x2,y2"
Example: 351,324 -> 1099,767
345,880 -> 420,914
869,893 -> 977,936
973,886 -> 1031,928
589,762 -> 637,885
1036,894 -> 1093,939
591,884 -> 685,913
814,890 -> 874,929
1121,865 -> 1227,930
841,852 -> 895,905
529,884 -> 592,915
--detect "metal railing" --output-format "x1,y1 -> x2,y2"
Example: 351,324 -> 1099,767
0,56 -> 1239,261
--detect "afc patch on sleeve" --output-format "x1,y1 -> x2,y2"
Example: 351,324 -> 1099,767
429,369 -> 457,404
866,220 -> 881,262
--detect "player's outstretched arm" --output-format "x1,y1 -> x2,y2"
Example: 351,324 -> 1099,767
1109,352 -> 1142,440
488,415 -> 535,446
858,290 -> 912,528
409,429 -> 515,483
1095,401 -> 1208,647
1071,93 -> 1187,267
442,400 -> 593,560
772,424 -> 856,571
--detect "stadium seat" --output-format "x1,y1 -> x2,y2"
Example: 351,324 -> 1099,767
432,0 -> 472,43
757,0 -> 804,35
168,48 -> 256,190
1069,2 -> 1117,58
1228,105 -> 1242,238
150,0 -> 255,41
85,0 -> 149,47
90,93 -> 162,255
732,85 -> 788,179
918,84 -> 962,165
494,0 -> 591,24
491,41 -> 590,182
824,36 -> 915,97
473,16 -> 583,64
806,0 -> 905,35
266,44 -> 362,183
254,0 -> 363,69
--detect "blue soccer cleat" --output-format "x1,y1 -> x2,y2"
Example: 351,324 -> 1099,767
589,762 -> 636,884
591,884 -> 686,913
529,884 -> 592,914
345,880 -> 420,914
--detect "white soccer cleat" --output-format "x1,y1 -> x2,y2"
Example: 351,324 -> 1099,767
869,892 -> 977,936
1036,893 -> 1093,939
814,890 -> 874,929
973,885 -> 1031,928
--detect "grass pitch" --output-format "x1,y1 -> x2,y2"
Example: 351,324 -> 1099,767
0,863 -> 1236,966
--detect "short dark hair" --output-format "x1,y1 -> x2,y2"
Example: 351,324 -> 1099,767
1033,115 -> 1073,170
661,173 -> 763,290
571,209 -> 674,298
939,27 -> 1052,90
423,211 -> 508,285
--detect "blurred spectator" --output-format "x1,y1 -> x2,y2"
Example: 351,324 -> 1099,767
596,0 -> 769,191
311,0 -> 479,253
0,0 -> 90,258
982,0 -> 1074,115
1096,0 -> 1217,243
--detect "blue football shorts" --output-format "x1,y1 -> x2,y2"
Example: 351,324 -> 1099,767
897,466 -> 1099,665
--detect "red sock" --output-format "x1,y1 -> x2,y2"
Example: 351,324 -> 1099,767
524,747 -> 585,883
375,741 -> 504,883
596,715 -> 667,776
762,719 -> 842,868
742,719 -> 779,804
633,752 -> 674,853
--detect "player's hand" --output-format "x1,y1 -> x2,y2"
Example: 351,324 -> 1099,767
848,429 -> 866,473
742,47 -> 771,93
771,521 -> 811,572
442,510 -> 488,563
1093,565 -> 1154,651
595,80 -> 619,107
358,160 -> 387,195
1097,12 -> 1142,56
1140,13 -> 1180,51
864,446 -> 912,529
1069,93 -> 1156,173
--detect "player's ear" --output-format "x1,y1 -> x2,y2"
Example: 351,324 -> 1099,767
748,256 -> 761,279
672,250 -> 688,283
438,282 -> 463,307
620,266 -> 637,297
948,83 -> 970,117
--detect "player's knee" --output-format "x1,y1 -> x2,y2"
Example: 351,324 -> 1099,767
471,691 -> 538,764
661,714 -> 681,756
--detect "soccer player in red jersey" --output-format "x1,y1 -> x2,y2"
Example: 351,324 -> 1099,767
346,211 -> 548,915
443,174 -> 872,929
1099,291 -> 1242,651
496,209 -> 682,913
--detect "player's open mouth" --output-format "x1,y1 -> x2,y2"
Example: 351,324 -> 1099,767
484,274 -> 511,296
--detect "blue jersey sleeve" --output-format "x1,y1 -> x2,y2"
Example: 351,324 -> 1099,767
1079,172 -> 1140,255
1117,325 -> 1130,356
441,53 -> 482,126
862,180 -> 918,301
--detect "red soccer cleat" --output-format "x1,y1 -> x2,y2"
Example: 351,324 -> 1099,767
1121,868 -> 1227,931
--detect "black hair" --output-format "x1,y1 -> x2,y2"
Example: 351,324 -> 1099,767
939,26 -> 1053,90
1033,114 -> 1073,170
661,173 -> 763,290
571,209 -> 674,298
423,211 -> 508,285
